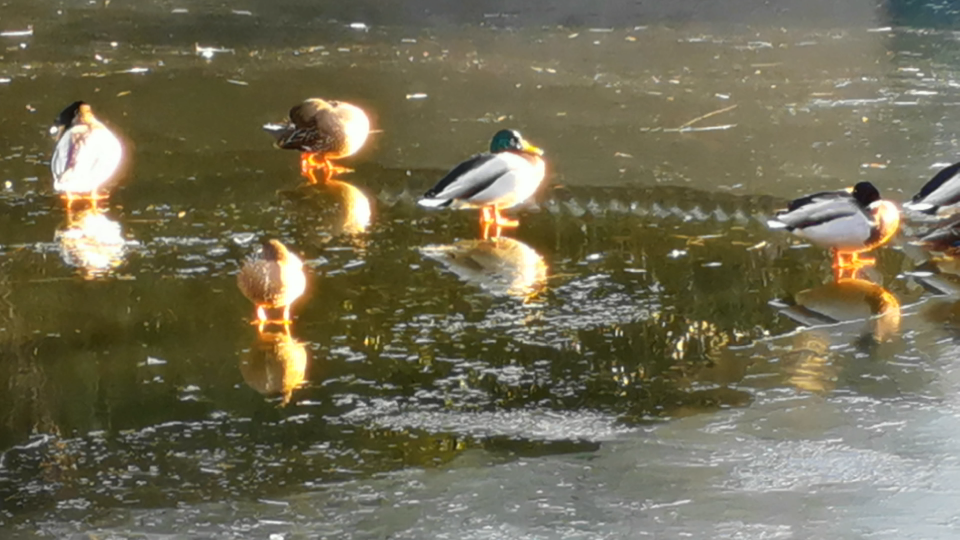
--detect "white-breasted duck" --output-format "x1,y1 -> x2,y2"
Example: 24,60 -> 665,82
418,129 -> 545,237
50,101 -> 123,206
767,181 -> 900,269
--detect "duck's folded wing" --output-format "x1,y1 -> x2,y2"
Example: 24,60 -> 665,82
54,128 -> 123,190
907,161 -> 960,209
421,153 -> 510,203
785,189 -> 851,211
50,127 -> 80,181
772,197 -> 862,231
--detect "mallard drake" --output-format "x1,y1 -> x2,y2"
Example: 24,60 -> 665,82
263,98 -> 370,179
237,239 -> 307,328
767,181 -> 900,269
50,101 -> 123,205
904,161 -> 960,216
418,129 -> 545,236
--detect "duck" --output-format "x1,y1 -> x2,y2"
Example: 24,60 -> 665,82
418,129 -> 545,237
50,101 -> 123,206
904,161 -> 960,216
914,215 -> 960,253
767,181 -> 900,270
263,98 -> 370,180
237,239 -> 307,328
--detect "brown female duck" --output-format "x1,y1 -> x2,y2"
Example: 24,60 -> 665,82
237,239 -> 307,327
263,98 -> 370,180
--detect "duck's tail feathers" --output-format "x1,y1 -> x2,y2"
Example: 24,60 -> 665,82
903,201 -> 938,215
262,123 -> 288,134
418,198 -> 450,208
766,219 -> 789,230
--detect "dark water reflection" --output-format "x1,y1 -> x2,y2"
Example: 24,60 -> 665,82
5,0 -> 960,537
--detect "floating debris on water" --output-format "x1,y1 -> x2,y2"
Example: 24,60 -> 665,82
196,43 -> 235,60
406,93 -> 428,100
226,79 -> 249,86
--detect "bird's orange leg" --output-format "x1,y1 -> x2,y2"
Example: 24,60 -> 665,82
481,221 -> 502,240
279,305 -> 294,326
493,206 -> 519,228
480,206 -> 494,226
251,305 -> 269,332
324,158 -> 354,177
300,153 -> 318,176
87,191 -> 106,212
832,249 -> 876,280
833,250 -> 875,269
304,166 -> 331,185
849,252 -> 875,267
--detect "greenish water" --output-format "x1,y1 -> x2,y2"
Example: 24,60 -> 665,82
4,1 -> 960,538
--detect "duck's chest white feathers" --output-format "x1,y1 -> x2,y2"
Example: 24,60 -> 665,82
456,153 -> 546,209
795,212 -> 873,250
52,122 -> 123,193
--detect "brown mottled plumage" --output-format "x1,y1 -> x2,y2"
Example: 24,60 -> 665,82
263,98 -> 370,178
237,239 -> 307,326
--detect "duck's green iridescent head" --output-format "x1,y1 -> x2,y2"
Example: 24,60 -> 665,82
490,129 -> 544,156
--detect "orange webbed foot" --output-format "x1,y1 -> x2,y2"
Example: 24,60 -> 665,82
492,207 -> 519,228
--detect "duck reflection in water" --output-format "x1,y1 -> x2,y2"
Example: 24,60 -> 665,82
773,274 -> 902,348
771,274 -> 901,393
239,330 -> 309,406
54,208 -> 127,278
237,238 -> 307,331
282,166 -> 373,239
420,235 -> 547,300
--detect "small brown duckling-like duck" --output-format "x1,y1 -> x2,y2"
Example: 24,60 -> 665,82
237,239 -> 307,328
50,101 -> 123,206
263,98 -> 370,180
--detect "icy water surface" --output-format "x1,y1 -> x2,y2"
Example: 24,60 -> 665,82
4,0 -> 960,538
